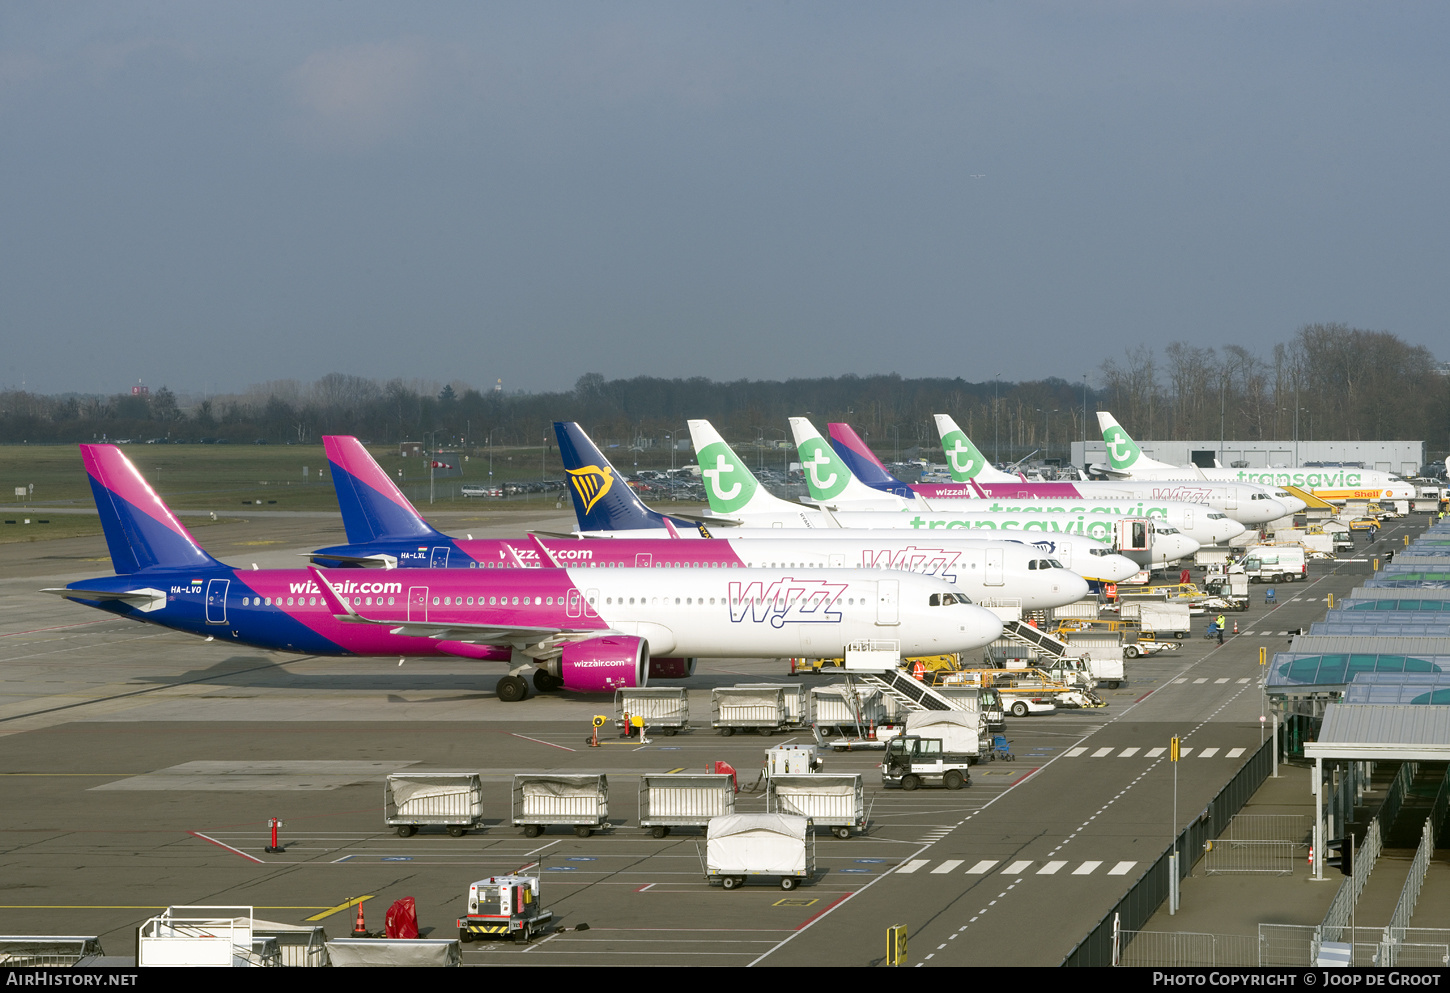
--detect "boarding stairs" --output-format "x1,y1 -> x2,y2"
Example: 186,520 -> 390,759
1001,619 -> 1077,661
852,667 -> 961,713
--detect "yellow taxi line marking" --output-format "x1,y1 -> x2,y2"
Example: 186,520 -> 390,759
306,895 -> 375,922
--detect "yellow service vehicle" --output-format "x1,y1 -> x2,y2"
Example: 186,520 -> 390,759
792,653 -> 960,675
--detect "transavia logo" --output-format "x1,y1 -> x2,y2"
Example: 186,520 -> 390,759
1103,428 -> 1141,468
728,578 -> 846,627
942,431 -> 985,480
697,443 -> 756,513
798,438 -> 847,499
567,465 -> 614,515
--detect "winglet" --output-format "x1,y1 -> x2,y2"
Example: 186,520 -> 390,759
662,518 -> 682,539
308,566 -> 359,619
527,534 -> 562,567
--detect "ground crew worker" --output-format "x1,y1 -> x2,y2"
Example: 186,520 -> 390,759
1216,613 -> 1226,645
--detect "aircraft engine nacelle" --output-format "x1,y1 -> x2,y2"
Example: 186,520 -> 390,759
555,636 -> 649,693
647,656 -> 697,679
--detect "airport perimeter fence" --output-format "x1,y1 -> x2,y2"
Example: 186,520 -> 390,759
1061,737 -> 1275,967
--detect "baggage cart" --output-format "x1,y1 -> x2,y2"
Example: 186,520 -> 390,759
712,686 -> 788,736
810,685 -> 887,736
639,773 -> 735,838
512,774 -> 609,838
704,814 -> 815,890
766,774 -> 865,838
749,683 -> 810,728
385,772 -> 485,838
614,686 -> 689,736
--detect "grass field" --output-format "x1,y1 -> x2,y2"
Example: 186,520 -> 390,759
0,442 -> 699,545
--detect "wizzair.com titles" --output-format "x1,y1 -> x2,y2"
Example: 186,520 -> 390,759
290,579 -> 404,596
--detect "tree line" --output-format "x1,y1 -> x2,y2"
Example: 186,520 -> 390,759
1,324 -> 1444,460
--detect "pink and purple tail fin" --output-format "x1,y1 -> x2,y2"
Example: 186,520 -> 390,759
324,436 -> 446,544
827,423 -> 916,498
81,445 -> 224,575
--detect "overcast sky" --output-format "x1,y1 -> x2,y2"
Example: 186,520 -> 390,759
2,2 -> 1446,397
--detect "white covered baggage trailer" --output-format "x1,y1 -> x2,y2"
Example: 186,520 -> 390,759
639,773 -> 735,838
705,813 -> 816,890
810,685 -> 887,735
614,687 -> 690,735
766,774 -> 865,839
712,686 -> 789,736
512,775 -> 609,838
750,683 -> 810,727
385,772 -> 485,838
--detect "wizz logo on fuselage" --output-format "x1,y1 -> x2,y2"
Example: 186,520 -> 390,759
860,546 -> 960,583
728,578 -> 846,628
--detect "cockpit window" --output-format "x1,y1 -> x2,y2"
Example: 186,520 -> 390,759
928,592 -> 973,606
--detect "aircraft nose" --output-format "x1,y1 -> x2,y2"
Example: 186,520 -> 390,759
1222,519 -> 1247,542
1062,573 -> 1090,602
969,607 -> 1004,647
1107,555 -> 1138,580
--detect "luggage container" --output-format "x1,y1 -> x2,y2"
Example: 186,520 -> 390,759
712,686 -> 788,736
766,774 -> 866,838
810,685 -> 887,736
512,774 -> 609,838
639,773 -> 735,838
704,813 -> 816,890
614,686 -> 690,736
749,683 -> 810,727
385,772 -> 485,838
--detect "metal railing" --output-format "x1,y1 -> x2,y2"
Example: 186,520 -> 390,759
1203,840 -> 1298,875
1321,819 -> 1382,943
1063,738 -> 1275,966
1114,927 -> 1259,968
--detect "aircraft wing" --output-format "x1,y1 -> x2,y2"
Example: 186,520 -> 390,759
307,567 -> 600,652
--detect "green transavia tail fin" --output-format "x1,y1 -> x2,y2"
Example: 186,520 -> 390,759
687,419 -> 801,517
788,416 -> 907,507
1097,411 -> 1145,471
933,414 -> 1018,482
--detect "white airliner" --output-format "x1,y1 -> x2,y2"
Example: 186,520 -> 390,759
553,421 -> 1139,588
1095,412 -> 1415,504
785,416 -> 1247,546
687,420 -> 1201,567
921,414 -> 1298,524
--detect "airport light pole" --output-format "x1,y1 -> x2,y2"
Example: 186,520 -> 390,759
994,373 -> 1001,465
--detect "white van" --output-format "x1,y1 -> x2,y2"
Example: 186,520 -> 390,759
1240,545 -> 1308,584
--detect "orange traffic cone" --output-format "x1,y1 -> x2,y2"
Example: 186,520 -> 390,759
1233,620 -> 1239,634
351,900 -> 368,937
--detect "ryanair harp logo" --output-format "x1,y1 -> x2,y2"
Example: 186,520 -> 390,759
567,465 -> 614,514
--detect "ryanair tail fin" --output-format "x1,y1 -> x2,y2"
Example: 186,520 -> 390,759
80,444 -> 226,575
554,422 -> 687,532
324,436 -> 447,544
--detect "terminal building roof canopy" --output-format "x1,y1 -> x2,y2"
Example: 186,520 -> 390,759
1340,598 -> 1450,611
1267,653 -> 1450,695
1304,704 -> 1450,762
1341,673 -> 1450,705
